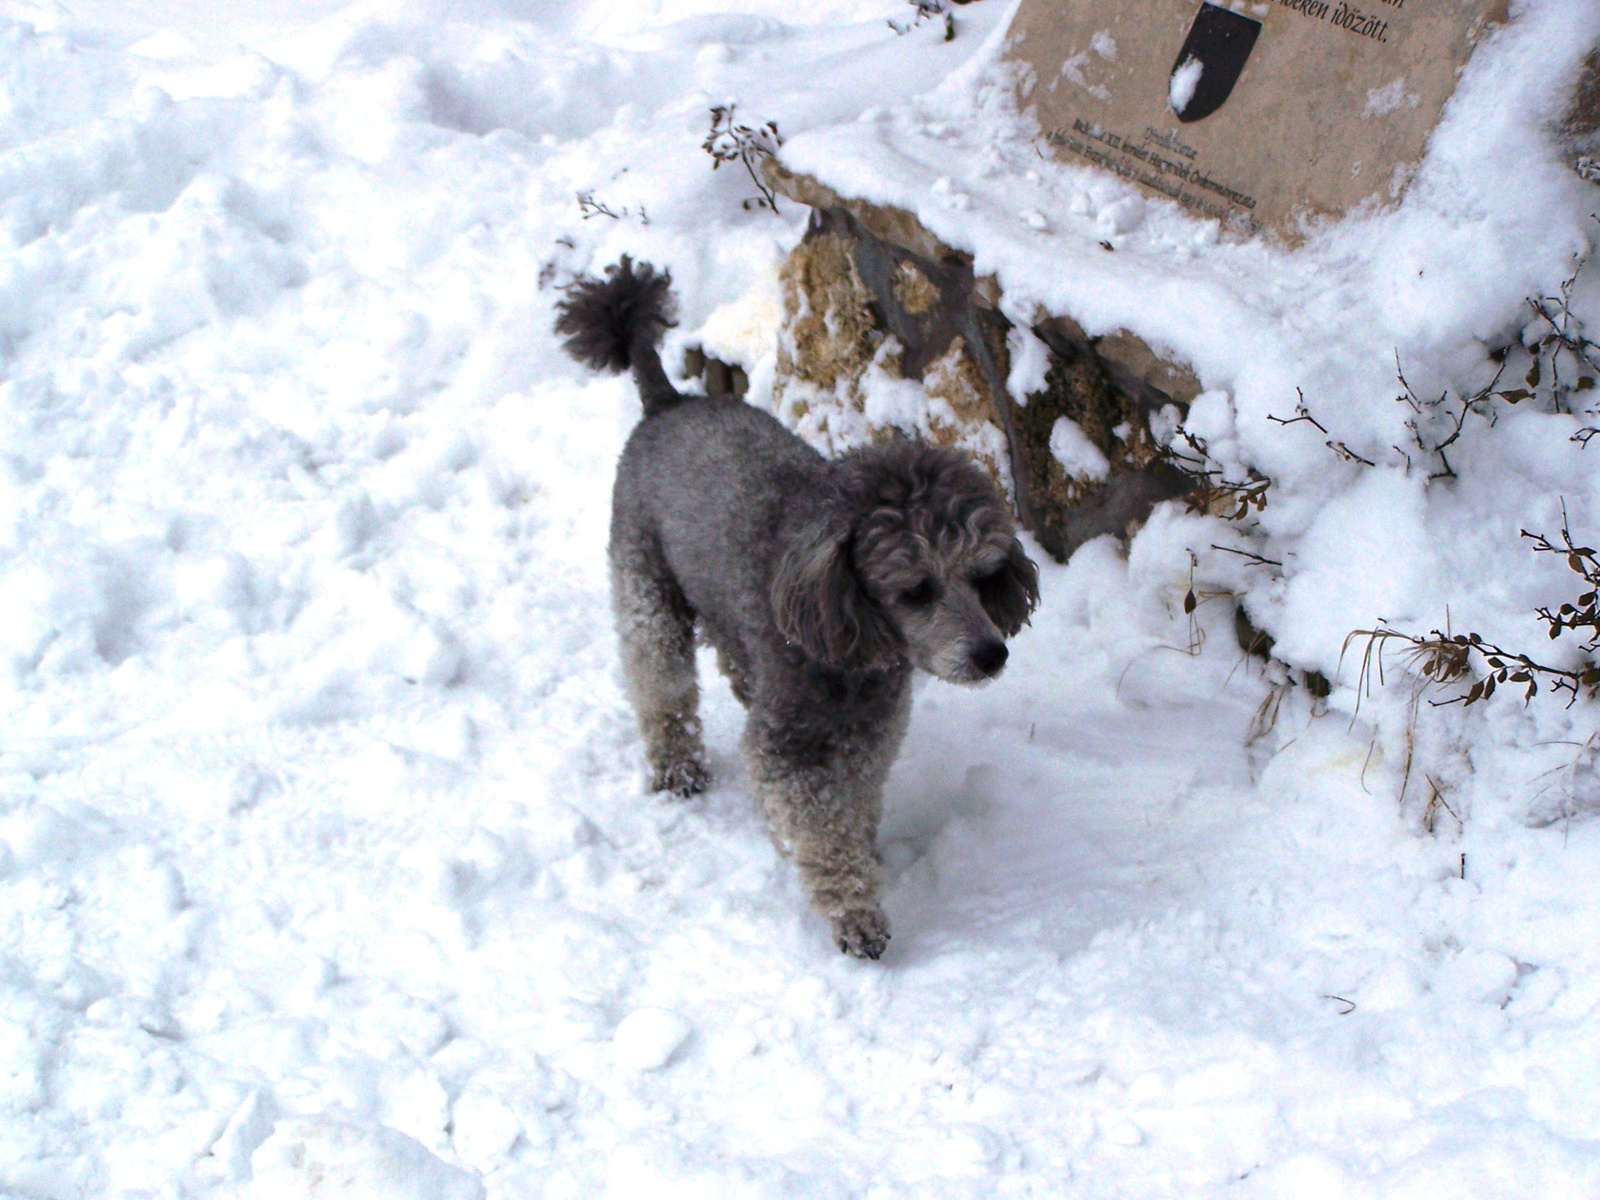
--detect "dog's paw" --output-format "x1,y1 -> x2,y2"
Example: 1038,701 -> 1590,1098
832,907 -> 890,960
649,758 -> 710,797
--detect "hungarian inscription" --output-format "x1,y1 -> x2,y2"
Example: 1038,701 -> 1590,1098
1048,118 -> 1257,224
1279,0 -> 1396,42
1008,0 -> 1504,234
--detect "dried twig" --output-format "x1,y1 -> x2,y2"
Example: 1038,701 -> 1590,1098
1265,390 -> 1328,434
1504,255 -> 1600,438
1421,776 -> 1462,835
1528,730 -> 1600,829
1210,544 -> 1283,569
1523,503 -> 1600,654
889,0 -> 955,39
1523,263 -> 1600,414
1267,389 -> 1375,467
1393,352 -> 1512,481
576,191 -> 623,220
1168,430 -> 1271,522
1247,681 -> 1290,744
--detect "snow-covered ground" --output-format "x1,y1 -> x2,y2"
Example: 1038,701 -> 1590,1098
2,0 -> 1600,1196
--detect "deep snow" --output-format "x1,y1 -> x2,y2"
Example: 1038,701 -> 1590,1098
2,1 -> 1600,1197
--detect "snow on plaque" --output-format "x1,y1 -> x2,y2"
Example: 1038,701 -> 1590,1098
1011,0 -> 1505,232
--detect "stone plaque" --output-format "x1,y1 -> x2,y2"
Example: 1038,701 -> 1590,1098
1011,0 -> 1505,232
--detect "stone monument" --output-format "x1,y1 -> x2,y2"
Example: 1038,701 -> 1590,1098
1011,0 -> 1506,231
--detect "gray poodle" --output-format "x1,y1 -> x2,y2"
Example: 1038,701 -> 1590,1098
555,258 -> 1039,958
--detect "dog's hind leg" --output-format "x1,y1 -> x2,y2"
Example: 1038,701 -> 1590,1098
609,541 -> 710,797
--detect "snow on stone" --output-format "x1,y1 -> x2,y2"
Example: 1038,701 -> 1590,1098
1005,322 -> 1052,402
1365,76 -> 1420,118
1060,51 -> 1111,101
1169,55 -> 1203,117
694,263 -> 783,374
1095,193 -> 1145,238
1049,416 -> 1112,481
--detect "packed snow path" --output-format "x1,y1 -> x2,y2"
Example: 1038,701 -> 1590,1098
2,2 -> 1600,1197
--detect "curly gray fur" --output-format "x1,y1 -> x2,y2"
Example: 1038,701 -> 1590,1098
554,256 -> 679,415
561,259 -> 1039,959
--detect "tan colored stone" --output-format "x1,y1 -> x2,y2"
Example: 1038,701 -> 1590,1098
1095,330 -> 1202,407
893,261 -> 941,315
1011,321 -> 1187,556
1563,46 -> 1600,183
765,178 -> 1195,558
920,337 -> 1012,491
765,160 -> 958,262
772,230 -> 882,421
1564,47 -> 1600,144
1037,311 -> 1201,409
972,275 -> 1003,311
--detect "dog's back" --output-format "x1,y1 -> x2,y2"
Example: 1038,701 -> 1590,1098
617,397 -> 827,652
556,258 -> 830,670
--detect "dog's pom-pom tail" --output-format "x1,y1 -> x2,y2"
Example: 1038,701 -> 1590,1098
554,256 -> 676,374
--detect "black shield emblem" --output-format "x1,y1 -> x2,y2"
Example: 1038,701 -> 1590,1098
1169,3 -> 1262,123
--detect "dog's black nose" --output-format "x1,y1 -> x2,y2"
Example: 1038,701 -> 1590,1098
971,640 -> 1008,676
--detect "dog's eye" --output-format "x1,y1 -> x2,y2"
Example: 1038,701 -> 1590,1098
899,579 -> 939,608
971,566 -> 1003,590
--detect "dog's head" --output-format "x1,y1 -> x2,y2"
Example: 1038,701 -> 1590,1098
772,442 -> 1040,682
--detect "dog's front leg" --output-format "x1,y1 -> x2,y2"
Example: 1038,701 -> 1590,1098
743,695 -> 908,959
753,758 -> 888,958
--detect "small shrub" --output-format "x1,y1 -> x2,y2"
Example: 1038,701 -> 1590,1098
575,191 -> 648,224
1342,510 -> 1600,713
1524,512 -> 1600,656
1165,428 -> 1272,521
1267,248 -> 1599,475
1494,255 -> 1599,444
1516,265 -> 1600,417
702,105 -> 782,213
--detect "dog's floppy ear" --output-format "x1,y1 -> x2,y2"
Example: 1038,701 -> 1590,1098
978,538 -> 1041,638
772,513 -> 902,671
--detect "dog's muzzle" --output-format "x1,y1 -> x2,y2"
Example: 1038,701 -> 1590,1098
969,639 -> 1008,678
